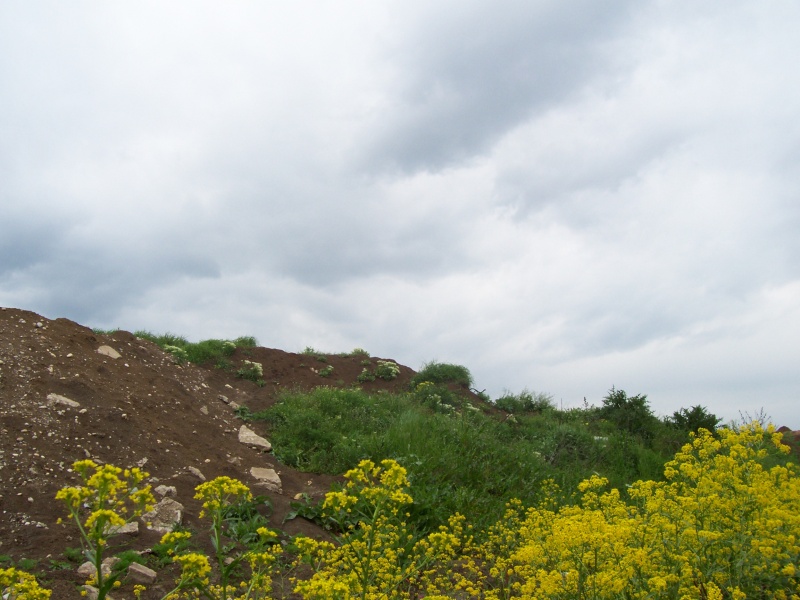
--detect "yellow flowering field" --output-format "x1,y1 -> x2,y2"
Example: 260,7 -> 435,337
6,423 -> 798,599
288,424 -> 799,600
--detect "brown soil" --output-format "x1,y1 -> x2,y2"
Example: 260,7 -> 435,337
0,306 -> 433,598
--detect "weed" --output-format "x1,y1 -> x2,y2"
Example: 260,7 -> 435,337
55,460 -> 155,600
357,368 -> 376,383
134,331 -> 259,366
163,344 -> 189,364
336,348 -> 370,358
16,558 -> 38,571
48,559 -> 72,571
375,360 -> 400,381
236,360 -> 265,386
301,347 -> 328,362
317,365 -> 334,378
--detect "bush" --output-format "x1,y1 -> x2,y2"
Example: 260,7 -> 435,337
495,389 -> 554,413
670,404 -> 722,434
598,387 -> 658,445
375,360 -> 401,381
411,361 -> 473,388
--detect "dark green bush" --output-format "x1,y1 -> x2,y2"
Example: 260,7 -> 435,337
411,361 -> 473,388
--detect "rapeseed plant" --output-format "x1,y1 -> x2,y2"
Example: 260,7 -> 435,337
292,459 -> 464,599
55,460 -> 154,600
154,477 -> 283,599
0,567 -> 51,599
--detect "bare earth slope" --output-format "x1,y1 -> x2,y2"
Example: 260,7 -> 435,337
0,306 -> 419,597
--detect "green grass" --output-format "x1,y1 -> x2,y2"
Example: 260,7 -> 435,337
494,389 -> 555,413
131,331 -> 258,366
239,385 -> 689,534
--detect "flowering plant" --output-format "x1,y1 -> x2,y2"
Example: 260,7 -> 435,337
55,460 -> 154,600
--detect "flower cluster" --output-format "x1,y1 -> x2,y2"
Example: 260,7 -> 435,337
293,459 -> 463,599
156,478 -> 282,600
424,423 -> 800,600
374,360 -> 400,381
236,360 -> 264,383
55,460 -> 155,599
0,567 -> 52,600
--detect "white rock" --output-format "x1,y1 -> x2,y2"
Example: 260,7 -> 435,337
97,345 -> 121,359
127,562 -> 157,584
250,467 -> 282,493
155,485 -> 177,497
238,425 -> 271,451
46,393 -> 80,408
106,521 -> 139,535
187,466 -> 206,481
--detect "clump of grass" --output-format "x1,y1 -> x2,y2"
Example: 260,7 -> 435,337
301,346 -> 328,362
337,348 -> 370,358
134,330 -> 258,366
236,360 -> 265,386
411,361 -> 473,388
495,389 -> 554,414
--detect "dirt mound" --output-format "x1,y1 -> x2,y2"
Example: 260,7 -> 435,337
0,306 -> 421,597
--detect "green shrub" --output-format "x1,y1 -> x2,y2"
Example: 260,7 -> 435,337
669,405 -> 722,434
236,360 -> 265,386
411,361 -> 473,387
598,387 -> 658,446
375,360 -> 401,381
357,368 -> 376,383
495,389 -> 554,413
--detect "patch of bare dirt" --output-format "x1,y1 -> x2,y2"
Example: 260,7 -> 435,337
0,306 -> 425,598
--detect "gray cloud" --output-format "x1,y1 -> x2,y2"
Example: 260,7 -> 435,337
360,0 -> 637,173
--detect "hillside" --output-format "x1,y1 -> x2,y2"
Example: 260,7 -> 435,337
1,307 -> 460,597
2,306 -> 798,599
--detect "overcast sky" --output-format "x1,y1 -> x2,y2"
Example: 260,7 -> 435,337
2,1 -> 799,426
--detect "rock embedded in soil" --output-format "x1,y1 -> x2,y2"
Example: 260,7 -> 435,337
143,498 -> 184,533
238,425 -> 272,451
250,467 -> 282,493
96,345 -> 122,359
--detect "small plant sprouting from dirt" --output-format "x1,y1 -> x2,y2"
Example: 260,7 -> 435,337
236,360 -> 265,387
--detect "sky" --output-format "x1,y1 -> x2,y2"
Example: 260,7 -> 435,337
2,1 -> 799,427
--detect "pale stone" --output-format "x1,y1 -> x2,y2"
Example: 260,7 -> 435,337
187,466 -> 206,481
238,425 -> 272,451
144,498 -> 184,533
127,562 -> 157,584
250,467 -> 282,493
46,393 -> 80,408
106,521 -> 139,535
155,484 -> 177,497
80,585 -> 100,600
97,345 -> 121,359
